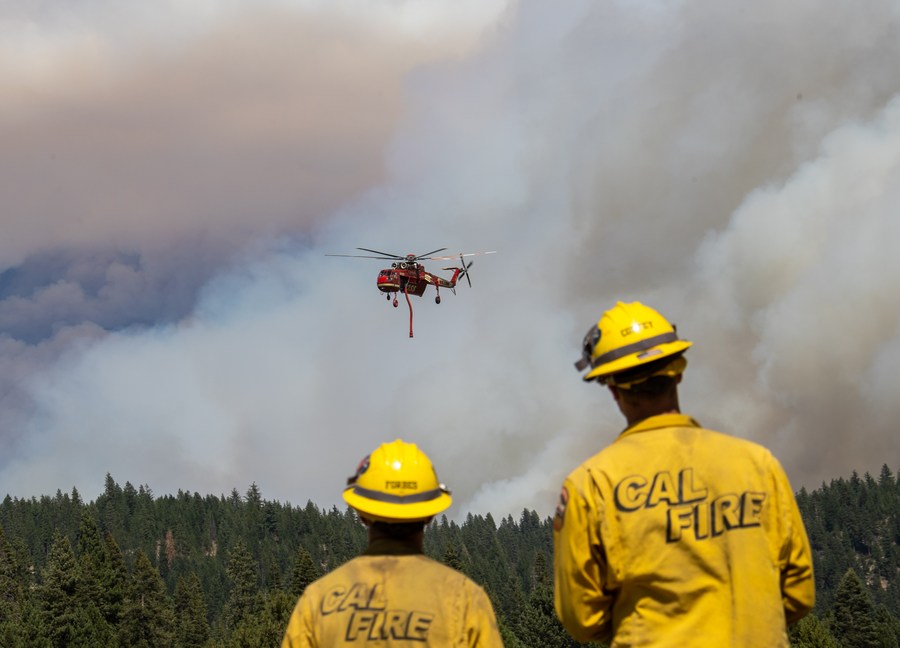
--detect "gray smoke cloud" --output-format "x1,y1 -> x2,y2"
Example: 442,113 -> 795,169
2,0 -> 899,520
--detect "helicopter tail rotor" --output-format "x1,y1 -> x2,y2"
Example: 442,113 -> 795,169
459,254 -> 474,288
444,255 -> 474,290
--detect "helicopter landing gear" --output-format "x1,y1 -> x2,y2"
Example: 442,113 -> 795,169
435,295 -> 441,304
386,294 -> 390,301
393,298 -> 399,308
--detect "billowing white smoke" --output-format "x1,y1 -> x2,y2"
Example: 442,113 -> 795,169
1,0 -> 899,520
693,101 -> 900,483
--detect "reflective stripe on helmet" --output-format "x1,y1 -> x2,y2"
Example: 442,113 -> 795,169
590,331 -> 679,367
348,485 -> 449,504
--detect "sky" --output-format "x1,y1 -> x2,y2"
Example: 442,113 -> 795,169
2,0 -> 899,521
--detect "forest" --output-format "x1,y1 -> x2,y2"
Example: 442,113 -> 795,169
0,465 -> 898,647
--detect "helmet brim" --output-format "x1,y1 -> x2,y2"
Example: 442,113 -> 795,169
343,488 -> 452,523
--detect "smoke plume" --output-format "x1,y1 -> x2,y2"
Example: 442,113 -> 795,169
2,0 -> 899,519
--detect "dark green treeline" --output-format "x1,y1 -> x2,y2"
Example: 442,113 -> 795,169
0,466 -> 898,647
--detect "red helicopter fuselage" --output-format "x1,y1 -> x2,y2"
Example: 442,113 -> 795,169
376,260 -> 462,298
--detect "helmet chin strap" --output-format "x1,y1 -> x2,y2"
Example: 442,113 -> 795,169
605,355 -> 688,389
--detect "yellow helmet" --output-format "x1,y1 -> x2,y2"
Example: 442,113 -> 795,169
343,439 -> 452,523
575,301 -> 692,385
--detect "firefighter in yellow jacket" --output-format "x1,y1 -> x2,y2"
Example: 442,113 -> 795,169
554,301 -> 815,647
281,439 -> 503,648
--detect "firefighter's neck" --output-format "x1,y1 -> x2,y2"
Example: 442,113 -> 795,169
364,520 -> 425,552
610,385 -> 681,427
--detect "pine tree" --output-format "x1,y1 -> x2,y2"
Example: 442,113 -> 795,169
289,547 -> 321,598
39,531 -> 80,647
228,589 -> 295,648
789,613 -> 839,647
223,539 -> 259,632
514,550 -> 587,647
0,525 -> 27,645
0,525 -> 22,613
532,551 -> 549,589
831,568 -> 882,648
75,511 -> 104,610
98,531 -> 128,627
442,541 -> 465,572
1,596 -> 46,648
874,604 -> 900,648
67,604 -> 118,648
97,474 -> 126,541
119,549 -> 176,647
37,527 -> 116,647
174,572 -> 210,648
498,618 -> 525,648
69,513 -> 118,647
244,483 -> 263,544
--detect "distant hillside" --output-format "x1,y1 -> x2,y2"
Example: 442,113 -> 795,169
1,467 -> 897,646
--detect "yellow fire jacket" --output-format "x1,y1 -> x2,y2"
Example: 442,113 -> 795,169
281,539 -> 503,648
553,413 -> 815,647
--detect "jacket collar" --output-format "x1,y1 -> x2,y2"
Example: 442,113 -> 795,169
618,413 -> 701,440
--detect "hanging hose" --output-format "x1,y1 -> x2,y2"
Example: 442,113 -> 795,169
405,288 -> 414,337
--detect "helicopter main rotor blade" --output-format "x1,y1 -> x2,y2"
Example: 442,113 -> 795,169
356,247 -> 405,259
429,250 -> 497,261
325,253 -> 402,260
327,246 -> 489,261
413,247 -> 448,260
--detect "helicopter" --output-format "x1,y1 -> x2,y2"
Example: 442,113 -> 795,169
326,247 -> 496,337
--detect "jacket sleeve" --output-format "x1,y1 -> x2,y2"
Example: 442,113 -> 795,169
466,583 -> 504,648
281,593 -> 316,648
553,475 -> 615,644
773,461 -> 816,623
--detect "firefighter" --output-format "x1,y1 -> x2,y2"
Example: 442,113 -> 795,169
554,301 -> 815,647
281,439 -> 503,648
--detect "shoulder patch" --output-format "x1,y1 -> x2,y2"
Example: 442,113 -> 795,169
553,486 -> 569,532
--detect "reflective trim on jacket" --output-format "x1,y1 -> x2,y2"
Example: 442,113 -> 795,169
553,413 -> 815,647
282,551 -> 502,648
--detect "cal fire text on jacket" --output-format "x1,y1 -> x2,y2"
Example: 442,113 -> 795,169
613,467 -> 767,543
320,582 -> 435,642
